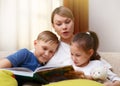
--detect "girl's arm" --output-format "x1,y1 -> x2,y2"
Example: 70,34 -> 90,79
113,81 -> 120,86
85,75 -> 93,80
0,59 -> 12,68
104,80 -> 120,86
104,68 -> 120,86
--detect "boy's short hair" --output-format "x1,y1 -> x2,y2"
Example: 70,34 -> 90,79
37,30 -> 59,44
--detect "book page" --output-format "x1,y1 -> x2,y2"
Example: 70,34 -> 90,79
34,65 -> 72,73
1,67 -> 34,77
34,65 -> 59,73
4,67 -> 33,72
9,70 -> 34,77
35,65 -> 75,82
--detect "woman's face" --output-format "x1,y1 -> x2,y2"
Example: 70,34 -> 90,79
52,14 -> 74,41
70,42 -> 93,67
34,40 -> 58,64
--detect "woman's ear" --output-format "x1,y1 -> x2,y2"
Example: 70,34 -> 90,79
52,24 -> 57,32
52,23 -> 54,27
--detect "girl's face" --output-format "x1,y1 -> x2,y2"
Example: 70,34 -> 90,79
70,42 -> 93,67
34,40 -> 58,64
52,14 -> 74,41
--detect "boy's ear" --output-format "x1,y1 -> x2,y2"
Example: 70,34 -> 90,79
34,40 -> 37,45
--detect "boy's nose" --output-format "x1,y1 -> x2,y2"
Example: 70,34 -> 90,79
44,51 -> 49,56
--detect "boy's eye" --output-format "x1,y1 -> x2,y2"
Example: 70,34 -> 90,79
49,51 -> 54,54
43,47 -> 47,50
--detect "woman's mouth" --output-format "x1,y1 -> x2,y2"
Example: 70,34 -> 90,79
62,31 -> 69,36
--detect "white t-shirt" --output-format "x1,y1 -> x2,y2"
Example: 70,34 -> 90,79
72,60 -> 120,82
72,60 -> 103,75
46,41 -> 111,68
45,41 -> 72,66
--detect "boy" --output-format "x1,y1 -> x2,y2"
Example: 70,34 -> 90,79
0,30 -> 59,71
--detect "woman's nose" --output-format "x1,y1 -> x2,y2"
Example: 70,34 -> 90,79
62,23 -> 67,29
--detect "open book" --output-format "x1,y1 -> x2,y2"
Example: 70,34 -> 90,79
2,65 -> 74,84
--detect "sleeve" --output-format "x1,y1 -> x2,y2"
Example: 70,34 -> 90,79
107,68 -> 120,81
7,48 -> 29,67
100,58 -> 112,69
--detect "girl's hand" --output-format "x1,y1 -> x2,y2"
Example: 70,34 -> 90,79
64,70 -> 86,79
103,81 -> 113,86
103,81 -> 120,86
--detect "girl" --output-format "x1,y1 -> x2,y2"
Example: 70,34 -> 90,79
70,31 -> 120,86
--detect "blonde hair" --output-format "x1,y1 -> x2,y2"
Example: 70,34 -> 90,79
51,6 -> 74,24
37,31 -> 59,44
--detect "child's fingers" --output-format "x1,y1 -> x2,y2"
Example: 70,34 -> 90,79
64,70 -> 86,79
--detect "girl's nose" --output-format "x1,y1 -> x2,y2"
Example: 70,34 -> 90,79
72,56 -> 75,60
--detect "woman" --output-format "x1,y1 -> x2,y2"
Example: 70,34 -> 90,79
46,6 -> 74,66
46,6 -> 111,69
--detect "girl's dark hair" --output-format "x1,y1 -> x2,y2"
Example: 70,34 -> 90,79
72,31 -> 101,60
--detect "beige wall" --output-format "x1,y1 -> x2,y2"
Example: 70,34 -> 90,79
89,0 -> 120,52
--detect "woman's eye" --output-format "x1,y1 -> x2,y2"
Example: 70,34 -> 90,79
65,21 -> 70,24
56,23 -> 61,26
65,20 -> 71,24
55,22 -> 62,26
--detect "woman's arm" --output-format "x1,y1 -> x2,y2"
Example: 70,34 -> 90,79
0,59 -> 12,68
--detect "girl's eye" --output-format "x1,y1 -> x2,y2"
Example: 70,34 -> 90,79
76,54 -> 81,57
71,53 -> 73,56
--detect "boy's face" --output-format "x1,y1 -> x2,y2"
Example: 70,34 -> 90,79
34,40 -> 58,64
70,42 -> 93,67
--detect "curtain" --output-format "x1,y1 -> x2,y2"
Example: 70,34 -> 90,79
0,0 -> 63,51
63,0 -> 88,34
